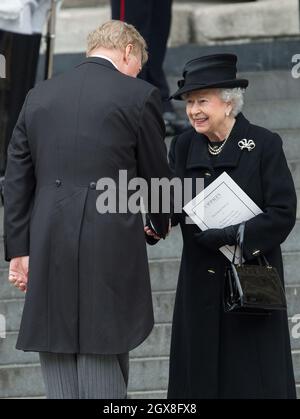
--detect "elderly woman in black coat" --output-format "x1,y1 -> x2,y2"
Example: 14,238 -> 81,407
145,53 -> 297,399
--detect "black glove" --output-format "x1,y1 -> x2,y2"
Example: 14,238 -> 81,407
194,225 -> 239,251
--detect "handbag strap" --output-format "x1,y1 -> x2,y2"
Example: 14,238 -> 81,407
232,222 -> 245,265
232,221 -> 271,267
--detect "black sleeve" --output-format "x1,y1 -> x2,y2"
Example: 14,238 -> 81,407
243,133 -> 297,260
3,92 -> 36,262
137,88 -> 172,239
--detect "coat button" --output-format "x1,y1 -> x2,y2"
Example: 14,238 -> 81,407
204,172 -> 211,178
55,179 -> 62,187
89,182 -> 96,189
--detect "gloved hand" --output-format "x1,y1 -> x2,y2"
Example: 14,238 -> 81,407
194,225 -> 239,251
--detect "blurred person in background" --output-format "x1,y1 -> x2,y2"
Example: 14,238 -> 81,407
0,0 -> 57,178
111,0 -> 189,135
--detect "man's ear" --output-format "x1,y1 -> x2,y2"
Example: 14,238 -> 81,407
124,44 -> 134,64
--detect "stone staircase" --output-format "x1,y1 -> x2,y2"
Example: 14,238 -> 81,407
0,67 -> 300,398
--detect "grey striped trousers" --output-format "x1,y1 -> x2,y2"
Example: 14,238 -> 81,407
39,352 -> 129,399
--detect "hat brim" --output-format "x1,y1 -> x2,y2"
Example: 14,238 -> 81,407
170,79 -> 249,100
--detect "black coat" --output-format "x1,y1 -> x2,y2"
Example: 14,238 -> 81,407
168,113 -> 297,399
3,57 -> 171,354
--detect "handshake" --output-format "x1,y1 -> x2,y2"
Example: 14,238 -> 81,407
144,217 -> 172,244
144,218 -> 239,250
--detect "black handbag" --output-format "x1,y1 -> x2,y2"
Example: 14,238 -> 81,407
224,222 -> 287,314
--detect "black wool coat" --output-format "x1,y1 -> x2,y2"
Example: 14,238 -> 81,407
167,113 -> 297,399
3,57 -> 171,354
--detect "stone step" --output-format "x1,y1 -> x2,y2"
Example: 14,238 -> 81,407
288,160 -> 300,188
281,222 -> 300,254
54,1 -> 299,53
148,252 -> 300,289
129,357 -> 170,393
2,314 -> 300,368
242,72 -> 300,103
293,350 -> 300,383
0,364 -> 44,398
128,390 -> 167,400
279,131 -> 300,163
0,357 -> 169,398
1,350 -> 300,399
63,0 -> 201,7
237,100 -> 300,131
282,252 -> 300,286
63,0 -> 201,6
190,0 -> 299,45
1,284 -> 300,334
0,333 -> 39,365
63,0 -> 108,7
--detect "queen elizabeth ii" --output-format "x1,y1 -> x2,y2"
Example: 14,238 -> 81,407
147,53 -> 297,399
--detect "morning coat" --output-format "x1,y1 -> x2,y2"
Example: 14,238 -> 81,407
4,57 -> 171,354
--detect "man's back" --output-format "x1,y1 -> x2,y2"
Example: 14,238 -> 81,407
28,57 -> 161,181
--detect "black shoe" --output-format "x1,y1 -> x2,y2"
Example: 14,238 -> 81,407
163,111 -> 190,136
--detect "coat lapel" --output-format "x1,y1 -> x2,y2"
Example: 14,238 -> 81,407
186,130 -> 212,170
186,113 -> 251,171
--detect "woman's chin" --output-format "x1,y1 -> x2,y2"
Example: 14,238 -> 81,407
193,124 -> 209,134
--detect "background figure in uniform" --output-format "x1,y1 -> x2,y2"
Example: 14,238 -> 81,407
0,0 -> 55,177
111,0 -> 188,135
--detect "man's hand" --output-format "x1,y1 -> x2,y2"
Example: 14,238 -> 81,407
8,256 -> 29,293
144,219 -> 172,241
144,225 -> 161,240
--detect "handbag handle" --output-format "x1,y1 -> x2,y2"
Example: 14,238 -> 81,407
232,221 -> 271,267
232,222 -> 245,265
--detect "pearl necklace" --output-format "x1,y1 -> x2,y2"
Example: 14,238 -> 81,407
208,136 -> 230,155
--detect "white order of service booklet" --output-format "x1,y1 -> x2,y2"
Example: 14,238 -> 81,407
183,172 -> 263,262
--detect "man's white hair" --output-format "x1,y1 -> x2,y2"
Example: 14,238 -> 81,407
219,87 -> 245,117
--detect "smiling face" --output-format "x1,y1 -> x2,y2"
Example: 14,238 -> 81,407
184,89 -> 233,137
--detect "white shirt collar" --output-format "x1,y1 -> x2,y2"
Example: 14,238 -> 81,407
89,54 -> 119,70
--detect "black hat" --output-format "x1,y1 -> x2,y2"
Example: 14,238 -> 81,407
170,53 -> 249,100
